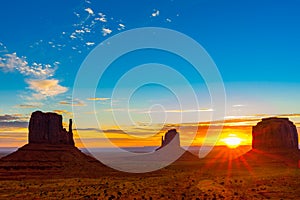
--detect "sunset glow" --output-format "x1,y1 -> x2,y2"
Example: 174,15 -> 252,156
221,134 -> 242,149
0,0 -> 299,149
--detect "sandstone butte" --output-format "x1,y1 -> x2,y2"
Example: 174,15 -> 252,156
1,113 -> 300,178
0,111 -> 111,178
237,117 -> 300,167
156,129 -> 200,162
252,117 -> 299,151
28,111 -> 74,145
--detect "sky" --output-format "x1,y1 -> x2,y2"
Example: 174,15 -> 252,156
0,0 -> 300,148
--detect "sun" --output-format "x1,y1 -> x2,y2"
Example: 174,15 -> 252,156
221,134 -> 242,148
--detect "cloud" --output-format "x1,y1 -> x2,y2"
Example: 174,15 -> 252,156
86,42 -> 95,46
52,109 -> 72,115
27,79 -> 68,99
199,113 -> 300,127
14,103 -> 42,109
59,97 -> 86,107
232,104 -> 246,108
96,17 -> 107,22
103,108 -> 214,114
95,13 -> 107,23
0,53 -> 56,79
75,128 -> 101,132
0,53 -> 18,72
84,8 -> 94,15
144,108 -> 214,114
70,34 -> 77,39
277,113 -> 300,118
0,114 -> 23,122
102,28 -> 112,36
74,127 -> 154,137
87,97 -> 110,101
151,10 -> 160,17
0,121 -> 28,128
0,52 -> 67,100
0,42 -> 8,53
166,18 -> 172,23
103,108 -> 139,112
117,23 -> 125,30
0,114 -> 28,128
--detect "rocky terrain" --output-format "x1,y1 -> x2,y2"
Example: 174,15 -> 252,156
0,114 -> 300,199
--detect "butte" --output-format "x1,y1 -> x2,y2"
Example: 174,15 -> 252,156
0,111 -> 111,179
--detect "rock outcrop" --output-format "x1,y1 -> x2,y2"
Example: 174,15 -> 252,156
29,111 -> 74,145
156,129 -> 180,151
234,117 -> 300,168
154,129 -> 200,163
0,110 -> 111,178
252,117 -> 299,151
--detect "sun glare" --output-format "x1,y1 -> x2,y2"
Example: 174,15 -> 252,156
222,134 -> 242,148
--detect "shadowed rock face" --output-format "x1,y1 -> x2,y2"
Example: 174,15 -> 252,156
252,117 -> 299,151
29,111 -> 74,145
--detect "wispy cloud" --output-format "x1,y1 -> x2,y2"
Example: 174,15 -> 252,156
143,108 -> 214,114
103,108 -> 139,112
232,104 -> 246,108
166,18 -> 172,23
95,13 -> 107,22
59,97 -> 86,107
103,108 -> 214,114
0,51 -> 67,100
87,97 -> 110,101
52,109 -> 72,115
277,113 -> 300,118
0,113 -> 28,128
84,7 -> 94,15
74,127 -> 160,138
151,9 -> 160,17
26,79 -> 68,100
0,114 -> 25,122
14,103 -> 42,109
74,128 -> 111,134
86,42 -> 95,46
117,23 -> 125,30
102,27 -> 112,36
0,42 -> 8,53
0,53 -> 56,79
0,121 -> 28,128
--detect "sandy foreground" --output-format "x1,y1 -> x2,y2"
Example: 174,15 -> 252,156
1,146 -> 300,200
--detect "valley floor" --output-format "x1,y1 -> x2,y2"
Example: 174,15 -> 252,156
1,162 -> 300,200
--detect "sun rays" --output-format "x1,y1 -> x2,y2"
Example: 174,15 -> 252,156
221,134 -> 243,149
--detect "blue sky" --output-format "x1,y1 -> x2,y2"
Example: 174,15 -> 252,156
0,0 -> 300,147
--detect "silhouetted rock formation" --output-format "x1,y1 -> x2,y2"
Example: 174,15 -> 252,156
0,111 -> 111,178
154,129 -> 200,163
234,117 -> 300,168
156,129 -> 180,151
29,111 -> 74,145
252,117 -> 299,151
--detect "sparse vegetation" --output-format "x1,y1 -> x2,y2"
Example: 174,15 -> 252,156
0,161 -> 300,199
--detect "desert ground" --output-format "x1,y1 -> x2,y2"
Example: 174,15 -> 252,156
1,146 -> 300,200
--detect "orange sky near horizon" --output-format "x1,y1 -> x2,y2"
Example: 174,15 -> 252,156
1,123 -> 299,149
